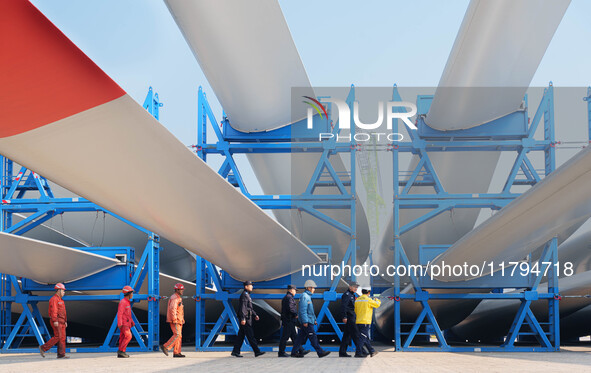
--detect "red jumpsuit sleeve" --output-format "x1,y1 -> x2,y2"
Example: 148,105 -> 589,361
117,300 -> 125,328
49,296 -> 58,323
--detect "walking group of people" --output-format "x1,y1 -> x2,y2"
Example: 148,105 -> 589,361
37,279 -> 381,359
118,282 -> 188,358
38,282 -> 188,359
232,279 -> 381,358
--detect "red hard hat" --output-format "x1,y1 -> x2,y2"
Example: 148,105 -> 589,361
54,283 -> 66,291
122,285 -> 134,293
174,283 -> 185,290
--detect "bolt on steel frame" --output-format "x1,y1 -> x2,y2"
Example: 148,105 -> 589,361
0,88 -> 163,353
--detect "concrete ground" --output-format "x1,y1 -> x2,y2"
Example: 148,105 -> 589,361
2,345 -> 591,372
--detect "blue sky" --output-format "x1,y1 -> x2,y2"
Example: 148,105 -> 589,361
31,0 -> 591,192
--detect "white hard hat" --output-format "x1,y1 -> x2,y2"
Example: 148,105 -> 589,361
304,279 -> 317,288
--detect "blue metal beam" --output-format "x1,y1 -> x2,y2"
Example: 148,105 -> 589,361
391,83 -> 560,352
194,86 -> 359,351
1,88 -> 163,353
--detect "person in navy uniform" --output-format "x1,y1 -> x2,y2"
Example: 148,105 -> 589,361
339,281 -> 364,357
231,281 -> 265,358
278,285 -> 309,357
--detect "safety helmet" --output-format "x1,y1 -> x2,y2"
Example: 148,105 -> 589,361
122,285 -> 134,293
174,283 -> 185,290
304,279 -> 317,288
54,283 -> 66,291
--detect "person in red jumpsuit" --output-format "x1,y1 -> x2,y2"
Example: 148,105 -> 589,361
160,283 -> 185,357
39,283 -> 68,359
117,285 -> 135,358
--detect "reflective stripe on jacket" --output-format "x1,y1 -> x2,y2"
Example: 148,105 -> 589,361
354,294 -> 381,324
166,292 -> 185,324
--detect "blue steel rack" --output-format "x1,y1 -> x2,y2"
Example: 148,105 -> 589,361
389,83 -> 561,351
0,88 -> 163,353
193,86 -> 360,352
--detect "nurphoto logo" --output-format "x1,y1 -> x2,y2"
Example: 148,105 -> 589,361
304,96 -> 416,142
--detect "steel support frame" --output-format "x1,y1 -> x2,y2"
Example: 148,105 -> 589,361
194,86 -> 359,352
391,83 -> 560,351
0,239 -> 160,353
0,88 -> 163,353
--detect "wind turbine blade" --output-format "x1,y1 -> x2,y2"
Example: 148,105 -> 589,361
165,0 -> 371,266
0,232 -> 119,284
426,0 -> 570,130
1,0 -> 320,282
433,145 -> 591,281
165,0 -> 313,132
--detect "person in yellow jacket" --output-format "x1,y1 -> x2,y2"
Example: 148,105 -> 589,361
354,289 -> 381,357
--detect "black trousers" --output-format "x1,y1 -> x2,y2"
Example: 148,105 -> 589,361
232,323 -> 260,354
339,317 -> 362,355
292,324 -> 323,356
278,319 -> 303,355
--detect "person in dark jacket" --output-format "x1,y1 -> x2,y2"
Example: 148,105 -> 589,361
339,281 -> 364,357
231,281 -> 265,358
278,285 -> 309,357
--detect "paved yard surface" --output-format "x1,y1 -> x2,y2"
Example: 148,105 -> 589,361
2,345 -> 591,372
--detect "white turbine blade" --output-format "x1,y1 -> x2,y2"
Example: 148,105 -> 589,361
166,0 -> 371,265
433,145 -> 591,281
450,270 -> 591,341
1,0 -> 319,282
0,232 -> 119,284
374,0 -> 570,335
426,0 -> 570,130
165,0 -> 313,132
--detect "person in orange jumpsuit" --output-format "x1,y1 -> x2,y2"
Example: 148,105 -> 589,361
117,285 -> 135,358
160,283 -> 185,357
39,283 -> 68,359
